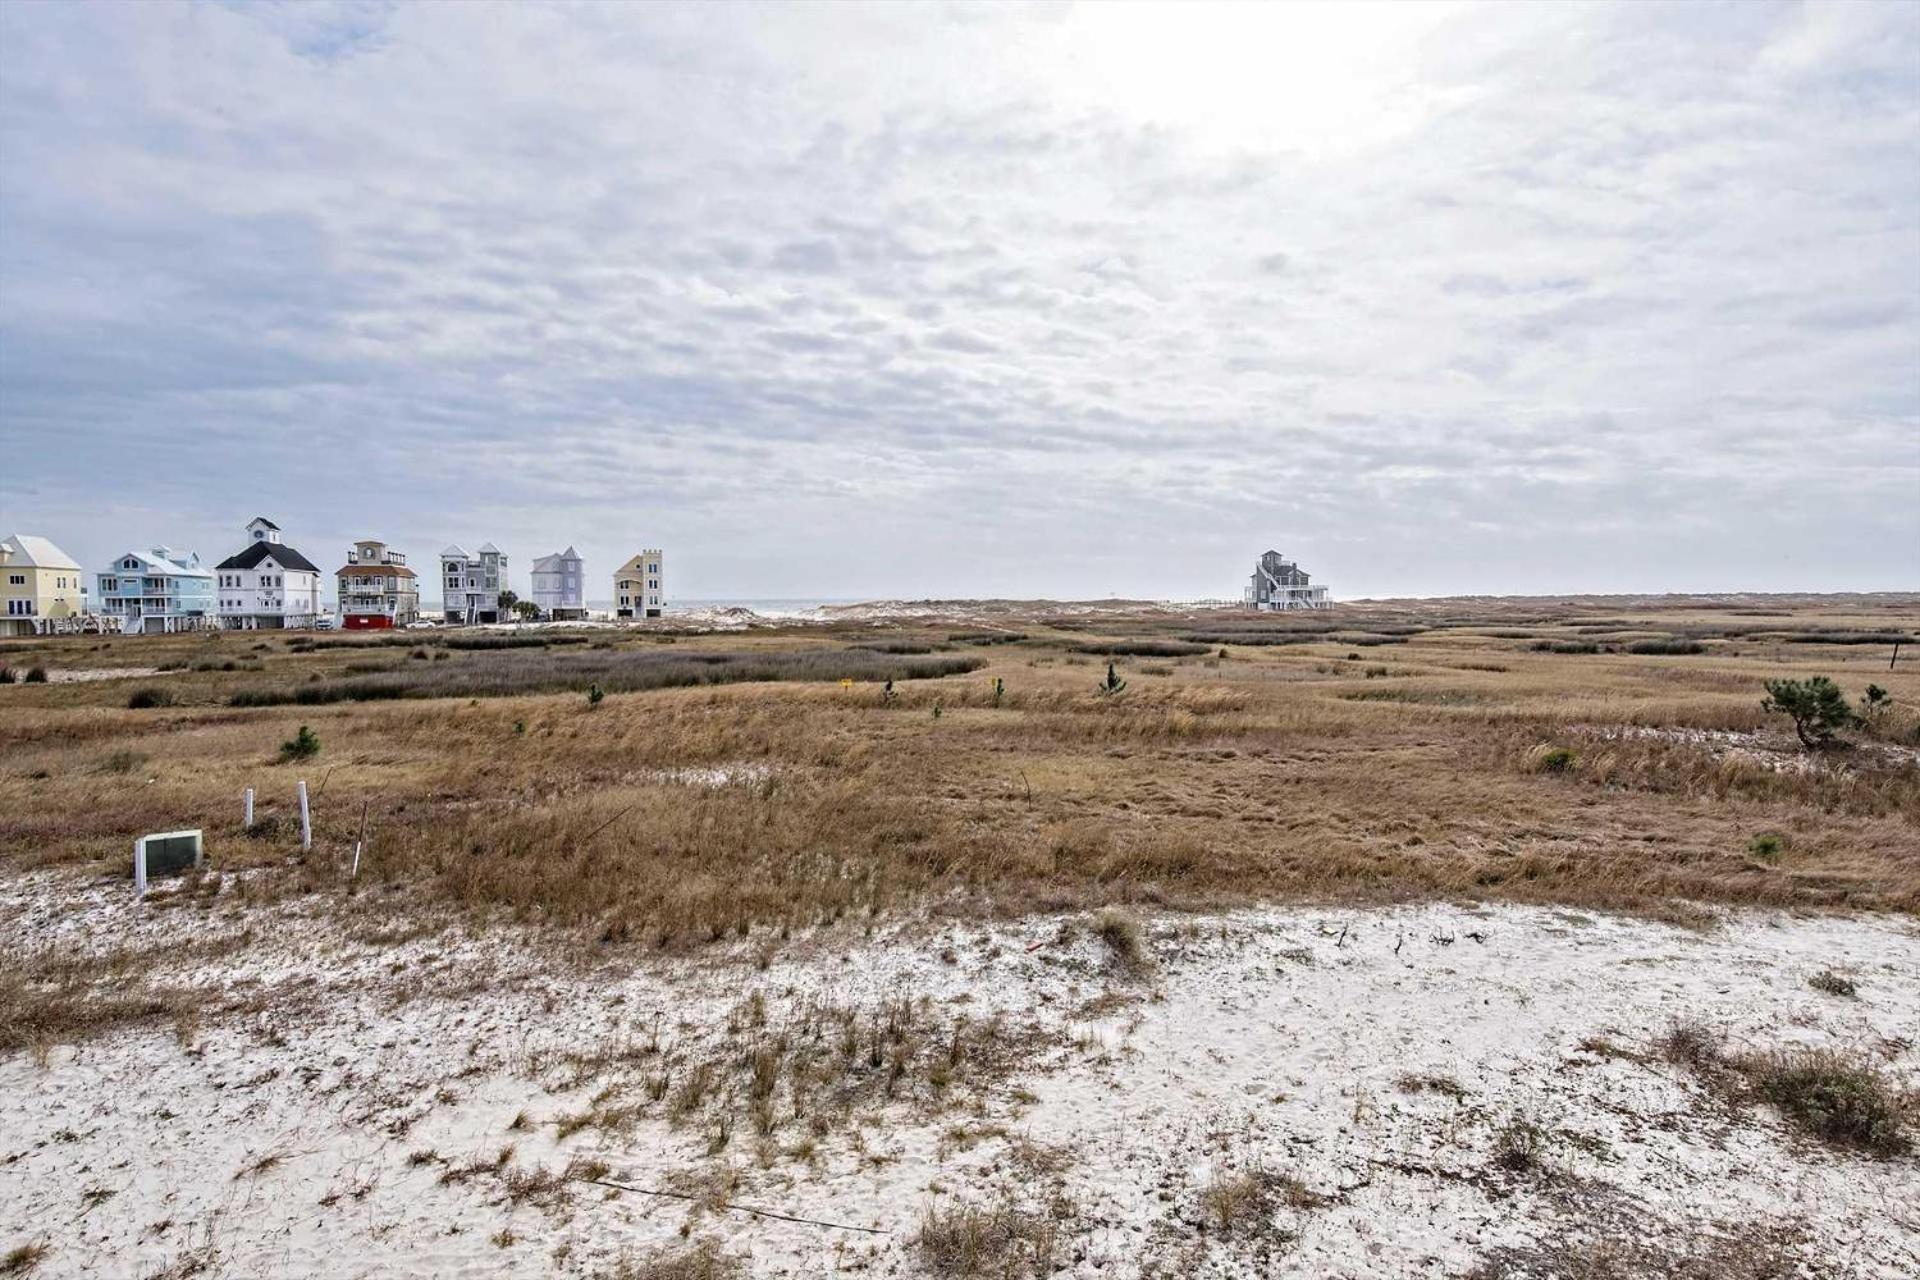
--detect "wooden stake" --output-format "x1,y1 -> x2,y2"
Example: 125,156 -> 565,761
297,780 -> 311,851
351,800 -> 370,877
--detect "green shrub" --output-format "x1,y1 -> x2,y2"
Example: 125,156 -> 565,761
127,687 -> 174,709
1746,1049 -> 1910,1156
1536,747 -> 1578,774
1746,833 -> 1785,862
279,725 -> 321,761
587,685 -> 605,708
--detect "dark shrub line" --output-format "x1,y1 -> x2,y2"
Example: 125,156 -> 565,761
444,634 -> 590,651
1625,638 -> 1706,655
1071,640 -> 1212,657
286,632 -> 591,654
228,649 -> 986,706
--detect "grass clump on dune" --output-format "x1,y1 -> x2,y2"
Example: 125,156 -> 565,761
1655,1019 -> 1911,1156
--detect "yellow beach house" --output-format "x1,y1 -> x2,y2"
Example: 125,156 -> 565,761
1,534 -> 86,636
614,549 -> 664,618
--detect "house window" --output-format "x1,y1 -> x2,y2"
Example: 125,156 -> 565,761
6,574 -> 22,586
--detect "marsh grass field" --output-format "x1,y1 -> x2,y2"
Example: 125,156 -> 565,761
4,595 -> 1916,932
1,594 -> 1917,1278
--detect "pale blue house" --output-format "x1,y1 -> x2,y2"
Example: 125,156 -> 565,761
97,547 -> 215,634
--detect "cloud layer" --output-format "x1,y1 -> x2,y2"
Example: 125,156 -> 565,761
2,1 -> 1915,600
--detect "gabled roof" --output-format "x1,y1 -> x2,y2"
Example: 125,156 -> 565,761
441,544 -> 469,559
105,548 -> 210,577
530,552 -> 566,572
249,516 -> 281,531
215,541 -> 319,572
0,534 -> 81,570
561,545 -> 579,559
476,542 -> 502,555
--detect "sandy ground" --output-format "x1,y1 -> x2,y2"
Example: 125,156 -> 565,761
2,873 -> 1916,1279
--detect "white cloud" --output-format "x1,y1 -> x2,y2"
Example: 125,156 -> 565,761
1,0 -> 1914,601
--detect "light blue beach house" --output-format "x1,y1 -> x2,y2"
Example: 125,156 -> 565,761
97,547 -> 215,634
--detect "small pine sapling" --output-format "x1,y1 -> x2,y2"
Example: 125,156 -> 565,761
1097,661 -> 1127,697
280,725 -> 320,761
1762,676 -> 1858,749
587,685 -> 605,709
990,676 -> 1005,706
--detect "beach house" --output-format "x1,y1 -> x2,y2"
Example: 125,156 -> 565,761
530,547 -> 584,619
96,547 -> 215,634
1244,550 -> 1332,611
614,550 -> 664,618
214,517 -> 322,630
440,543 -> 508,624
0,534 -> 86,637
336,540 -> 419,630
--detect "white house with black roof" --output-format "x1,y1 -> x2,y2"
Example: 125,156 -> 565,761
214,516 -> 323,629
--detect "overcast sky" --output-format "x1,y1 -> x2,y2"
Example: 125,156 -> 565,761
2,1 -> 1915,602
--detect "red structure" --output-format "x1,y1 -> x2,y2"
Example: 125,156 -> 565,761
334,539 -> 419,630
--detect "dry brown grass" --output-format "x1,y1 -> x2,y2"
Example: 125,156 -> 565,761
3,597 -> 1917,991
1471,1218 -> 1818,1280
0,1243 -> 48,1276
915,1198 -> 1065,1279
528,986 -> 1048,1153
1654,1019 -> 1913,1156
606,1239 -> 743,1280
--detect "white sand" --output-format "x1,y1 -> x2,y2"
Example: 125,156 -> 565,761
2,872 -> 1915,1278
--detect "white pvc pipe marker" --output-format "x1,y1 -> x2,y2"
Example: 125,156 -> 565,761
297,780 -> 312,851
244,787 -> 255,828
